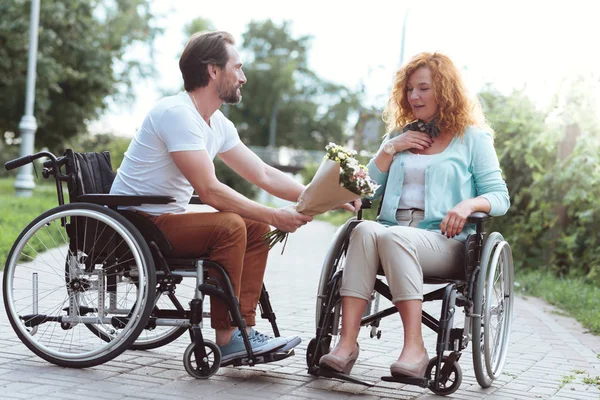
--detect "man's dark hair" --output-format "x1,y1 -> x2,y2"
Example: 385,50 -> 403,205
179,31 -> 235,91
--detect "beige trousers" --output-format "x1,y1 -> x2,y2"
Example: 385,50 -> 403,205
340,210 -> 465,303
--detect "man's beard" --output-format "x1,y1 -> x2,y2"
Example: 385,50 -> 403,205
218,81 -> 241,105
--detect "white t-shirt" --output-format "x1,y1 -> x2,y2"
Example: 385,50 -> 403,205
397,152 -> 436,210
110,91 -> 241,215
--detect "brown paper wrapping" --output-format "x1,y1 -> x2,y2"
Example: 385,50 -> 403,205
296,159 -> 361,216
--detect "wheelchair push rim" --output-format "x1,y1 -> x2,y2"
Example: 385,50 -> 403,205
484,240 -> 514,379
3,203 -> 156,367
471,232 -> 514,387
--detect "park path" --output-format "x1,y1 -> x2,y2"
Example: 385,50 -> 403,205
0,220 -> 599,399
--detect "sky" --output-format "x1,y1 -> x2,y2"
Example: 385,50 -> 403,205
91,0 -> 600,136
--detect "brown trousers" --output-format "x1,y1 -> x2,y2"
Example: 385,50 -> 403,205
147,211 -> 270,329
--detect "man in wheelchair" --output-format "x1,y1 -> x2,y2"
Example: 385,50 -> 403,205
317,52 -> 510,384
109,31 -> 351,362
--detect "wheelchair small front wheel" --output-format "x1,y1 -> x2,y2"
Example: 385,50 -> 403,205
306,336 -> 332,369
426,356 -> 462,396
183,340 -> 221,379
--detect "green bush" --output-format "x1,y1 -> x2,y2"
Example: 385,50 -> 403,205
0,179 -> 61,268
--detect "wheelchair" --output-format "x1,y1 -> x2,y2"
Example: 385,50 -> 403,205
306,201 -> 514,396
3,149 -> 294,378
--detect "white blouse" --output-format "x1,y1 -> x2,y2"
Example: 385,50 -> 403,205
397,152 -> 436,210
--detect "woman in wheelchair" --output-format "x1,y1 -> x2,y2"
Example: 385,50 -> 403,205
318,52 -> 510,378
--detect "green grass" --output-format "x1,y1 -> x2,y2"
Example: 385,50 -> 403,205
516,269 -> 600,335
0,178 -> 63,268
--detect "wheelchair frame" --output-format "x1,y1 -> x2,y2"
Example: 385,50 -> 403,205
3,149 -> 293,378
306,201 -> 514,396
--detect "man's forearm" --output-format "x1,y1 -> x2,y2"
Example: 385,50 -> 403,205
259,166 -> 305,202
199,181 -> 276,225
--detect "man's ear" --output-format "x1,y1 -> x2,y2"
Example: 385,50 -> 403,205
207,64 -> 219,80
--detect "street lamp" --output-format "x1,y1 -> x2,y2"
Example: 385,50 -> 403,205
14,0 -> 41,197
399,7 -> 410,66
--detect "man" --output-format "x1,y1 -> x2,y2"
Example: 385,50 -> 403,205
110,31 -> 327,362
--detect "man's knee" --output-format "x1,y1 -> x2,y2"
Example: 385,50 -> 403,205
218,212 -> 247,238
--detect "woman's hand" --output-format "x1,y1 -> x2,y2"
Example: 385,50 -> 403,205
441,200 -> 474,238
336,198 -> 362,213
388,130 -> 433,153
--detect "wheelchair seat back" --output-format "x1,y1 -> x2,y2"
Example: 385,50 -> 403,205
64,149 -> 175,259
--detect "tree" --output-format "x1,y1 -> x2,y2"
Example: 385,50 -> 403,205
227,20 -> 362,150
0,0 -> 160,153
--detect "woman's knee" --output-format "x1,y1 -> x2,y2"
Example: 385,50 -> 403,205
378,228 -> 416,254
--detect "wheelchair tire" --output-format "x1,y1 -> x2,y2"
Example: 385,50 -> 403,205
183,340 -> 221,379
92,283 -> 194,350
3,203 -> 156,368
315,217 -> 357,326
129,286 -> 195,350
471,232 -> 514,387
426,356 -> 462,396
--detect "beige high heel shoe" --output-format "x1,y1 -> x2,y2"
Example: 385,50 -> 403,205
390,352 -> 430,378
319,343 -> 360,374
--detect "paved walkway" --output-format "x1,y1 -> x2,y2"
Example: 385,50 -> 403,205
1,220 -> 599,399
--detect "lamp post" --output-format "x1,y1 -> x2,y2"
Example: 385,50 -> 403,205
14,0 -> 41,197
399,8 -> 409,66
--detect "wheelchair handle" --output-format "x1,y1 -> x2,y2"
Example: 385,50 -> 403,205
5,151 -> 58,171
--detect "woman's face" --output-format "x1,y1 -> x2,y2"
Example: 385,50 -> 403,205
406,67 -> 438,123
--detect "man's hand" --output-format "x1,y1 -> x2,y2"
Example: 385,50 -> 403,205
272,206 -> 313,233
440,200 -> 474,238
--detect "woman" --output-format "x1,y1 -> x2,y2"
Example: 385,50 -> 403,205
318,52 -> 509,377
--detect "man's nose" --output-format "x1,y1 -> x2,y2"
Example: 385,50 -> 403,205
239,71 -> 247,84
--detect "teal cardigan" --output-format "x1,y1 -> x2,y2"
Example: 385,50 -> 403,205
367,126 -> 510,242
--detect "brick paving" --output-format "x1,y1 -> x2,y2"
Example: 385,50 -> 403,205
1,220 -> 599,399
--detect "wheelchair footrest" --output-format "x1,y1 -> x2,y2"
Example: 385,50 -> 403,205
381,375 -> 429,388
221,348 -> 296,367
311,366 -> 375,387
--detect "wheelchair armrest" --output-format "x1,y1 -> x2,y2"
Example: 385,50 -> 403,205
467,212 -> 491,223
188,195 -> 204,205
77,194 -> 176,206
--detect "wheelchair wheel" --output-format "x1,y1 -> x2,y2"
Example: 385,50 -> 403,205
426,356 -> 462,396
315,217 -> 356,326
183,340 -> 221,379
3,203 -> 156,368
306,336 -> 332,369
92,277 -> 195,350
130,283 -> 196,350
471,232 -> 514,387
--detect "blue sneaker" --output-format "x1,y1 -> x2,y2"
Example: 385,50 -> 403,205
219,329 -> 287,363
250,329 -> 301,352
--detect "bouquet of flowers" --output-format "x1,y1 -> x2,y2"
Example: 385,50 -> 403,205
263,142 -> 379,250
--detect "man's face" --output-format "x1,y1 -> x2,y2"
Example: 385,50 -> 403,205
216,44 -> 247,105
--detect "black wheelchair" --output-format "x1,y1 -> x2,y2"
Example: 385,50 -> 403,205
306,201 -> 515,396
3,149 -> 294,378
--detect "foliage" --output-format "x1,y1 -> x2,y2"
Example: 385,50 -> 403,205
214,159 -> 258,200
480,82 -> 600,285
0,179 -> 61,269
227,20 -> 362,150
0,0 -> 160,153
184,17 -> 215,36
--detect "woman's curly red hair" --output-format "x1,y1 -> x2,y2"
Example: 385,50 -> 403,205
383,52 -> 490,138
